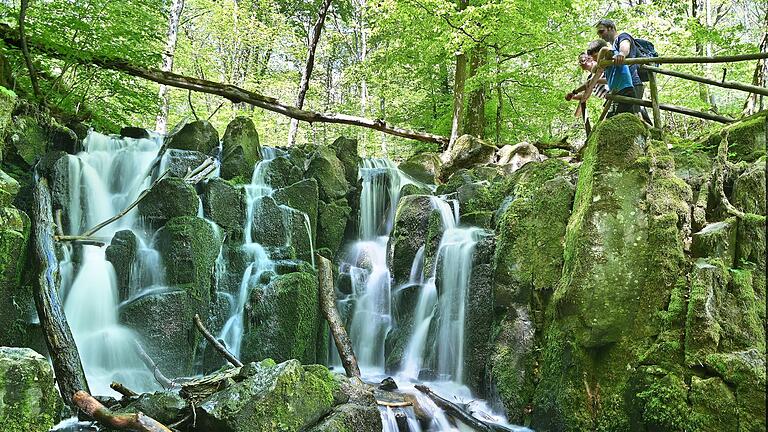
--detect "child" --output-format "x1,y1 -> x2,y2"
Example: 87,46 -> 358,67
587,39 -> 638,118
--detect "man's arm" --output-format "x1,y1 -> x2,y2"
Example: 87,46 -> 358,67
614,38 -> 631,65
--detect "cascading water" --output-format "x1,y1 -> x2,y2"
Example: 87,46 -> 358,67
60,131 -> 164,395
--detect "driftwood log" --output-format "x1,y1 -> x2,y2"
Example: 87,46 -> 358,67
73,390 -> 172,432
31,173 -> 90,405
110,381 -> 138,398
414,385 -> 516,432
193,314 -> 243,367
316,254 -> 361,378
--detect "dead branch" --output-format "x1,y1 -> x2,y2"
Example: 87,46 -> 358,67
18,0 -> 40,99
73,390 -> 172,432
110,381 -> 138,398
55,235 -> 108,246
193,314 -> 243,367
414,385 -> 516,432
316,253 -> 361,378
183,157 -> 217,184
133,340 -> 177,389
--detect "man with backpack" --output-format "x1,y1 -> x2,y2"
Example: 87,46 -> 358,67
595,19 -> 654,125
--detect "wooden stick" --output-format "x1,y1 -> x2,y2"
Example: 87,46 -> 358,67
0,24 -> 449,146
31,173 -> 90,406
377,400 -> 413,408
414,385 -> 516,432
603,94 -> 734,123
73,390 -> 172,432
192,314 -> 243,367
55,235 -> 108,246
641,65 -> 768,97
80,168 -> 171,237
648,71 -> 662,130
316,254 -> 361,378
110,381 -> 138,398
599,52 -> 768,67
133,341 -> 176,389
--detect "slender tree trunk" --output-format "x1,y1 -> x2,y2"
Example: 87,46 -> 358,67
464,45 -> 486,138
19,0 -> 40,100
447,0 -> 469,154
357,0 -> 368,153
495,55 -> 502,145
32,175 -> 90,407
155,0 -> 185,133
744,11 -> 767,115
704,0 -> 718,112
288,0 -> 333,146
691,0 -> 710,104
380,95 -> 387,155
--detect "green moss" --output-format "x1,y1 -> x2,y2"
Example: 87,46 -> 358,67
689,376 -> 738,431
722,112 -> 766,162
634,371 -> 693,432
0,348 -> 62,432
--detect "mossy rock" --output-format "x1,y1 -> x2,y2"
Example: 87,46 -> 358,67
5,115 -> 48,167
702,349 -> 766,432
691,218 -> 737,266
307,402 -> 381,432
722,112 -> 766,162
399,182 -> 432,197
273,178 -> 319,242
316,199 -> 351,257
221,116 -> 261,180
161,149 -> 208,178
464,233 -> 495,394
165,120 -> 220,155
307,147 -> 349,202
329,136 -> 360,184
732,159 -> 766,216
115,390 -> 187,425
259,156 -> 303,190
631,368 -> 693,432
197,360 -> 339,432
399,152 -> 441,184
0,347 -> 61,432
0,168 -> 19,207
241,271 -> 321,365
438,134 -> 496,182
202,177 -> 246,237
388,194 -> 434,286
0,207 -> 32,347
689,376 -> 738,431
137,177 -> 199,225
105,229 -> 138,302
120,126 -> 150,139
0,86 -> 17,159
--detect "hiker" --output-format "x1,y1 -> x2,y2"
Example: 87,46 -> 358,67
587,39 -> 638,118
566,52 -> 609,134
595,19 -> 653,124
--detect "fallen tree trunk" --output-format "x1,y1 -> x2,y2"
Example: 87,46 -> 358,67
0,24 -> 448,146
316,253 -> 361,378
73,390 -> 172,432
414,385 -> 516,432
193,314 -> 243,367
31,173 -> 90,406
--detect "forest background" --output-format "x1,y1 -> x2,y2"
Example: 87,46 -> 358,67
0,0 -> 765,160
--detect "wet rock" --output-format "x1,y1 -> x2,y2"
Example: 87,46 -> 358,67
438,134 -> 496,182
307,147 -> 349,202
273,178 -> 319,241
0,347 -> 61,431
197,360 -> 339,432
465,233 -> 495,394
387,195 -> 433,286
307,401 -> 381,432
384,282 -> 421,372
162,149 -> 208,178
250,196 -> 313,261
259,156 -> 303,190
138,177 -> 199,225
379,377 -> 398,391
49,123 -> 79,154
241,271 -> 321,364
115,390 -> 186,424
166,120 -> 219,155
120,126 -> 150,139
316,199 -> 351,257
202,178 -> 245,237
36,151 -> 70,218
0,168 -> 19,207
691,219 -> 737,266
5,115 -> 48,167
399,152 -> 442,184
120,290 -> 200,378
329,136 -> 360,184
399,183 -> 432,197
221,116 -> 261,180
105,230 -> 138,302
0,207 -> 32,347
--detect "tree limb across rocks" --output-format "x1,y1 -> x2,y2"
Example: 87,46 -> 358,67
0,24 -> 449,146
73,390 -> 172,432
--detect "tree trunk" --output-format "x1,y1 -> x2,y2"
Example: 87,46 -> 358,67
155,0 -> 185,133
316,254 -> 360,378
19,0 -> 40,99
288,0 -> 333,146
464,45 -> 486,138
0,24 -> 449,146
447,0 -> 469,153
32,174 -> 89,407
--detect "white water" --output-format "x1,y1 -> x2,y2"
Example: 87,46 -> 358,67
60,131 -> 163,395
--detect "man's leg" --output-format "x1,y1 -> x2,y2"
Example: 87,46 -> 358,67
635,84 -> 653,123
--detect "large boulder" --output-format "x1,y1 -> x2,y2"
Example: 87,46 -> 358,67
329,136 -> 360,185
0,86 -> 17,160
221,116 -> 261,180
241,271 -> 321,364
387,194 -> 434,286
399,152 -> 442,184
105,229 -> 138,302
437,134 -> 496,182
115,390 -> 187,425
196,360 -> 340,432
249,196 -> 313,261
464,232 -> 495,394
257,156 -> 304,189
0,347 -> 61,432
0,168 -> 19,207
496,142 -> 542,174
315,199 -> 351,257
137,177 -> 199,225
4,115 -> 47,167
273,178 -> 319,243
165,120 -> 219,155
0,207 -> 32,347
161,149 -> 208,178
307,147 -> 349,202
202,178 -> 246,237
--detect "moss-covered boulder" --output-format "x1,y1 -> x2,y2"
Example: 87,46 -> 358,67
241,271 -> 321,364
49,122 -> 79,154
437,134 -> 496,182
316,199 -> 351,257
307,401 -> 381,432
138,177 -> 199,225
0,347 -> 61,432
307,147 -> 349,202
115,390 -> 187,425
120,126 -> 150,139
689,376 -> 738,431
258,156 -> 304,190
202,177 -> 246,237
161,149 -> 208,178
388,194 -> 434,286
166,120 -> 219,155
464,233 -> 495,393
197,360 -> 339,432
249,195 -> 313,261
399,152 -> 441,184
221,116 -> 261,180
732,159 -> 766,216
4,115 -> 48,167
0,168 -> 19,207
105,229 -> 138,302
0,86 -> 17,159
532,114 -> 691,430
691,219 -> 737,266
273,178 -> 319,242
0,207 -> 32,347
723,112 -> 766,162
329,136 -> 360,185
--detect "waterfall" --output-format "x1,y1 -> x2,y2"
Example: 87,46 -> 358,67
60,131 -> 163,395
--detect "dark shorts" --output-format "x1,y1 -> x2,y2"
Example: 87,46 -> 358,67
607,87 -> 639,118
